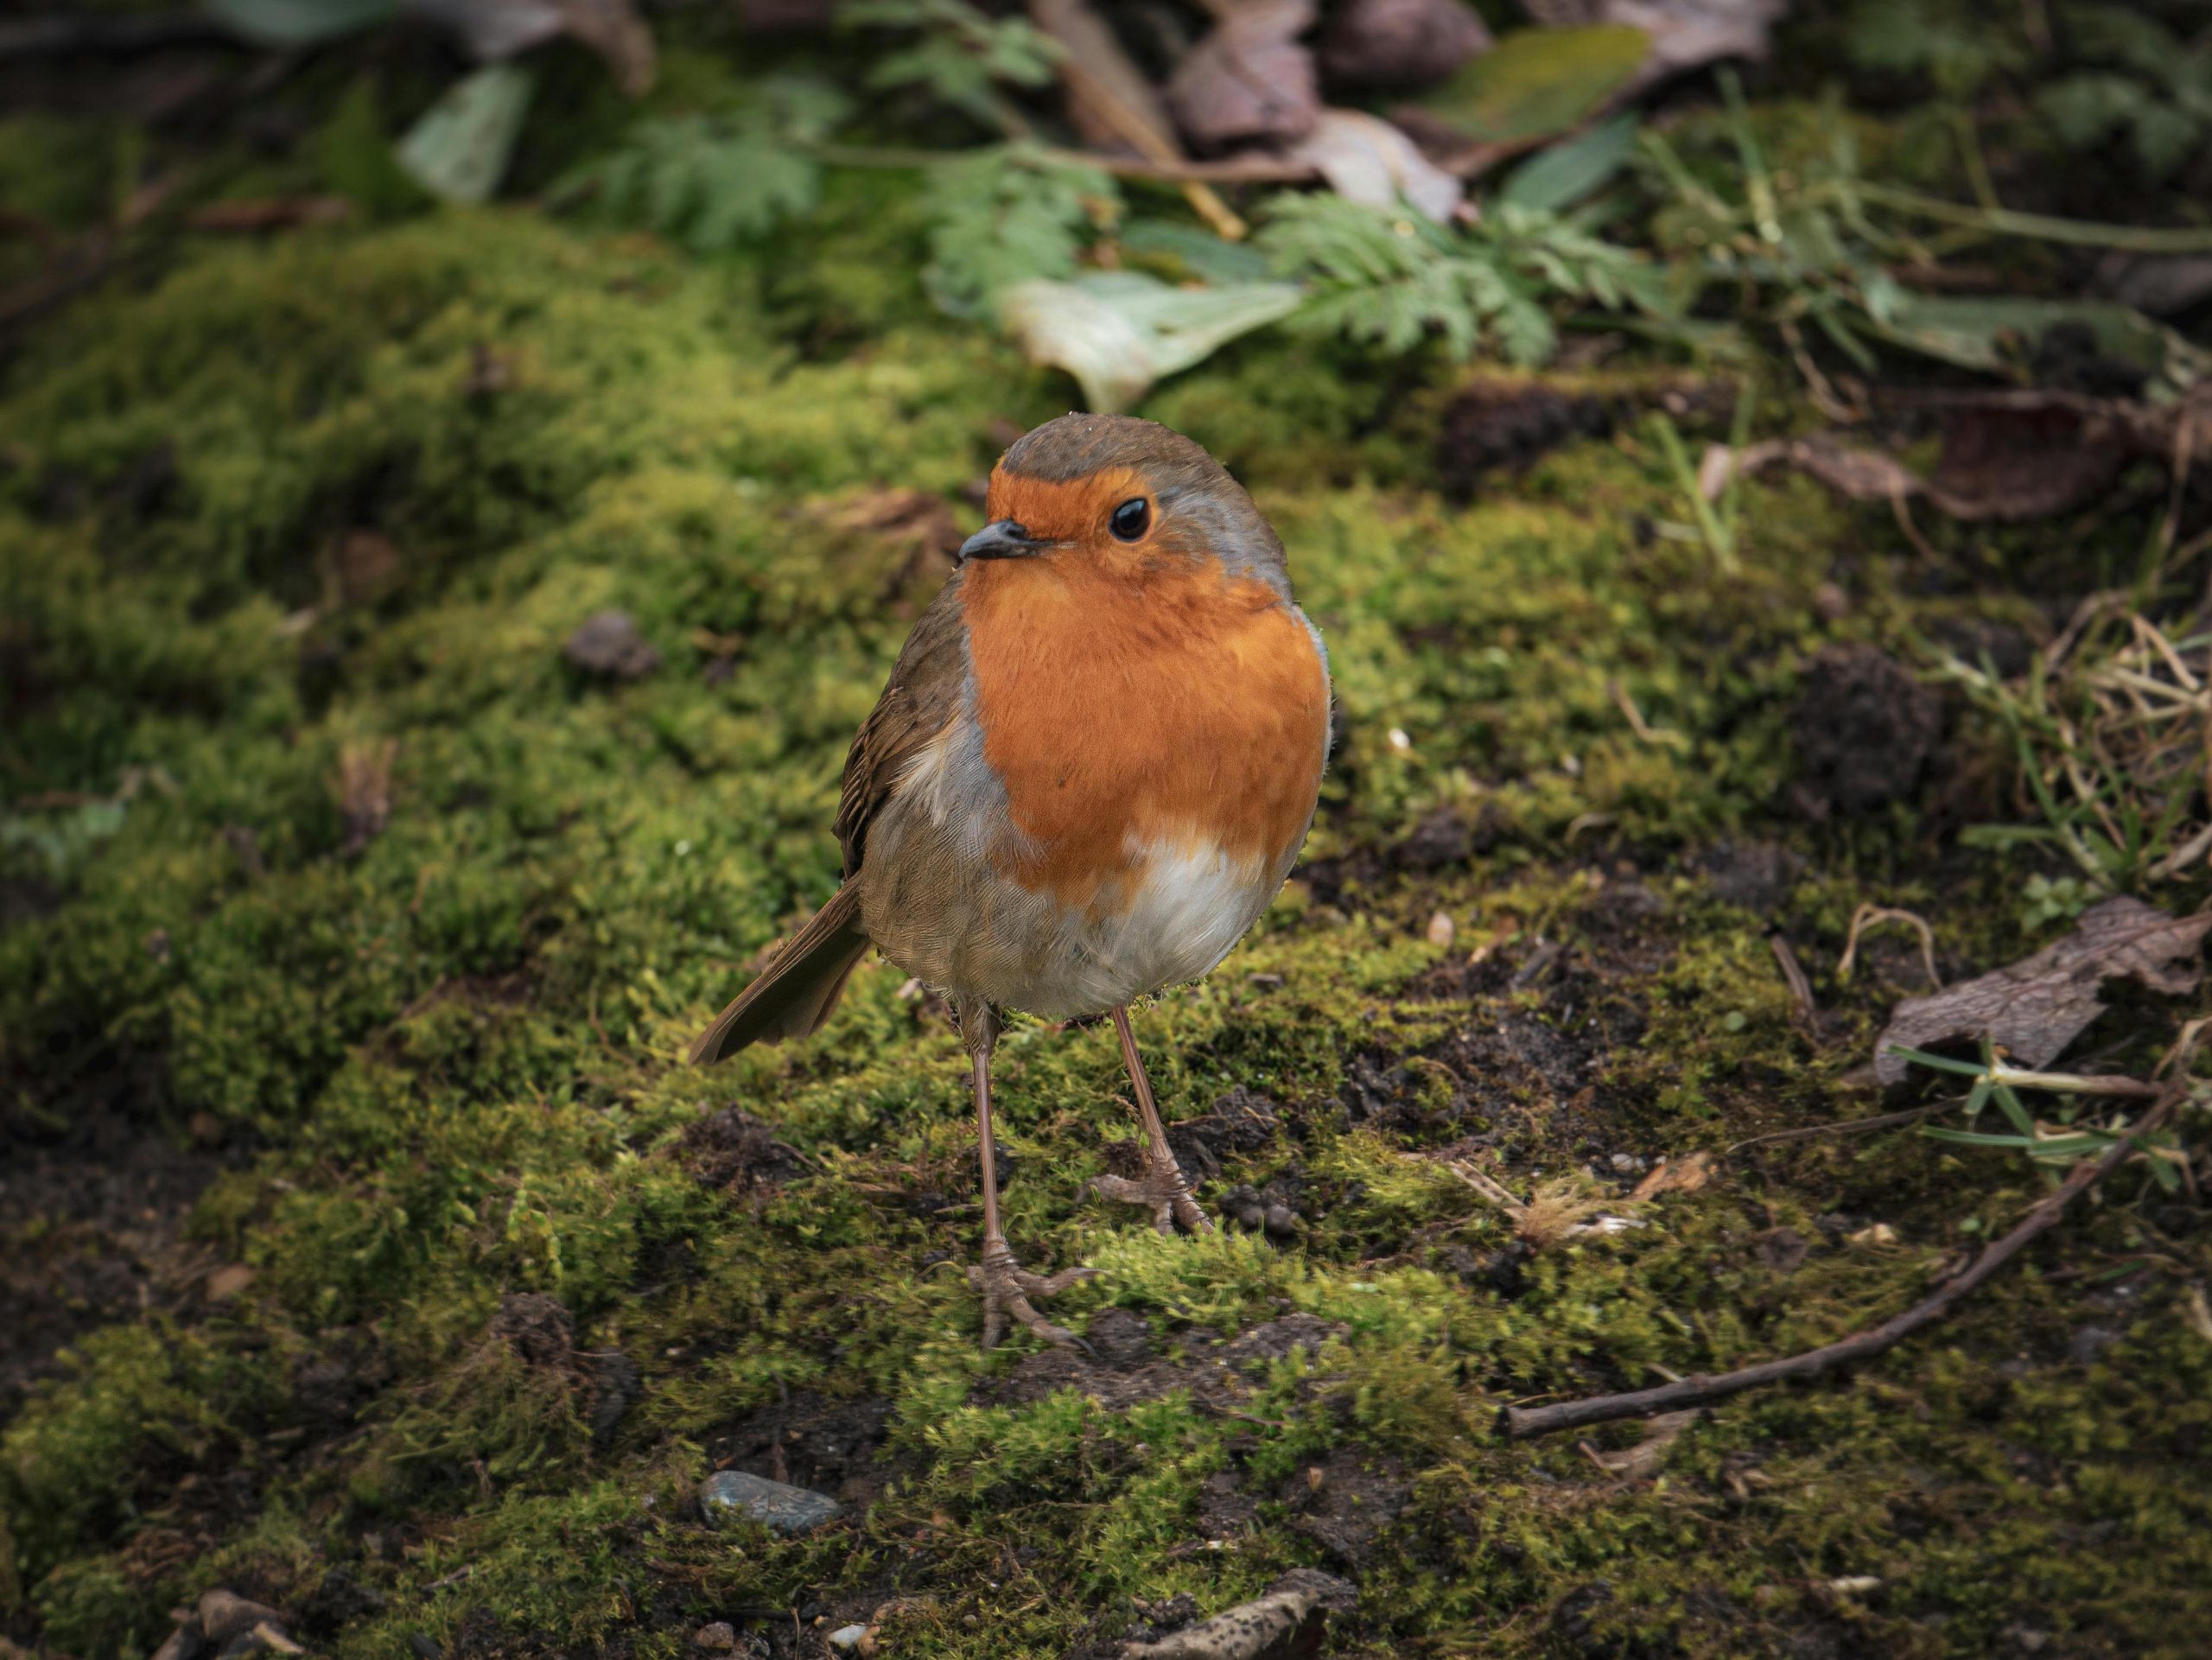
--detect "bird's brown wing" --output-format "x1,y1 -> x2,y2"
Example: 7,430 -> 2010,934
834,575 -> 970,878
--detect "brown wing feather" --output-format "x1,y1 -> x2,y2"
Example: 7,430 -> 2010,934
688,577 -> 970,1065
833,576 -> 971,877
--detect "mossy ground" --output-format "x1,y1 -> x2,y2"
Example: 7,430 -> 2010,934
5,69 -> 2212,1660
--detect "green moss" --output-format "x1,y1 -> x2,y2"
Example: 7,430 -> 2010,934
3,97 -> 2208,1659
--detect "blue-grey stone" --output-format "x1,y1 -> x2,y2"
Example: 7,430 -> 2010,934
698,1469 -> 842,1534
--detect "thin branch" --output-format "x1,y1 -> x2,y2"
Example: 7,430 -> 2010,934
1854,182 -> 2212,253
1502,1084 -> 2182,1439
1725,1104 -> 1938,1154
1766,929 -> 1817,1029
803,139 -> 1317,185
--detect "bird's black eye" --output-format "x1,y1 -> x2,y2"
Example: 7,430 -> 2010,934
1109,497 -> 1151,542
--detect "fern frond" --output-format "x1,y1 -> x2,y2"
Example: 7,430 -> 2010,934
1255,194 -> 1653,366
920,144 -> 1118,320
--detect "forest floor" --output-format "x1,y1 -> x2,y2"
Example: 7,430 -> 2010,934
5,7 -> 2212,1658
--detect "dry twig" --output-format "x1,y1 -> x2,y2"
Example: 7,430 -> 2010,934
1503,1082 -> 2184,1439
1838,904 -> 1942,989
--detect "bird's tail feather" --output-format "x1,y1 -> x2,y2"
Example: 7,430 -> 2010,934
688,885 -> 872,1064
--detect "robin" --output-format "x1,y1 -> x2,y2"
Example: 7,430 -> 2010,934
690,413 -> 1331,1347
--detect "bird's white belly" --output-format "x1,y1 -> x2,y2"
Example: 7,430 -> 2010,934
962,836 -> 1283,1019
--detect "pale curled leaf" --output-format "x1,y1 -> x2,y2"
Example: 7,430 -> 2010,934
396,65 -> 536,204
410,0 -> 656,93
999,273 -> 1301,412
1874,897 -> 2212,1085
1284,109 -> 1464,222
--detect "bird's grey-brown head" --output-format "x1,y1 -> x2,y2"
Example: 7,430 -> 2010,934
962,413 -> 1290,595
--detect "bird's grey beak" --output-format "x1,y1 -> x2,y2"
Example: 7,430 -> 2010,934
957,519 -> 1043,563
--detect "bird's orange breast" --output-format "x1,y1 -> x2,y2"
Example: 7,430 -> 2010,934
960,554 -> 1328,911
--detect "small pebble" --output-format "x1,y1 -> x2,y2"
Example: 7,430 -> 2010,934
828,1625 -> 868,1651
699,1468 -> 842,1534
693,1622 -> 735,1651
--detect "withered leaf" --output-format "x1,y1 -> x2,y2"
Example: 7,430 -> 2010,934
1727,406 -> 2131,525
1629,1149 -> 1713,1200
1525,0 -> 1785,87
1873,897 -> 2212,1085
1923,404 -> 2131,523
1582,1407 -> 1698,1477
1284,108 -> 1464,220
1166,0 -> 1321,152
1318,0 -> 1491,92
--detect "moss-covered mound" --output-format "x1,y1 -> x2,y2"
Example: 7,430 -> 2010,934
3,149 -> 2209,1660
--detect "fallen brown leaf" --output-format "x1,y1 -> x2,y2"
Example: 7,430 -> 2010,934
1630,1149 -> 1713,1200
1319,0 -> 1491,91
1166,0 -> 1322,152
1923,403 -> 2132,521
1580,1407 -> 1698,1478
334,738 -> 397,860
1873,896 -> 2212,1085
204,1263 -> 256,1301
1526,0 -> 1785,89
1027,0 -> 1247,238
1724,385 -> 2209,525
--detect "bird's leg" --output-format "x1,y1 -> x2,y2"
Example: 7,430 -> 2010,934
959,1000 -> 1092,1350
1091,1004 -> 1214,1237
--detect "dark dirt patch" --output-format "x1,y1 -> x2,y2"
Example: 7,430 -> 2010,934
0,873 -> 60,935
1789,645 -> 1944,819
679,1105 -> 809,1195
976,1310 -> 1347,1415
1435,379 -> 1611,498
487,1291 -> 577,1366
1695,841 -> 1806,917
1281,1446 -> 1411,1571
0,1096 -> 227,1418
1161,1085 -> 1282,1185
292,1326 -> 395,1431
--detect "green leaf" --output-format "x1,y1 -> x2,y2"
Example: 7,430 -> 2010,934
1880,1044 -> 1990,1078
921,144 -> 1116,321
1419,26 -> 1649,147
2131,102 -> 2203,179
1255,193 -> 1648,366
396,67 -> 535,207
2039,73 -> 2146,150
1867,291 -> 2208,384
558,81 -> 848,252
1120,220 -> 1274,286
1500,113 -> 1639,214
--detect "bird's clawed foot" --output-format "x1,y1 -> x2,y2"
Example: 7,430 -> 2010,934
967,1238 -> 1096,1352
1093,1153 -> 1214,1237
